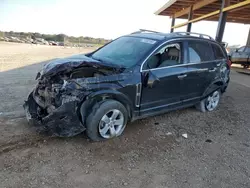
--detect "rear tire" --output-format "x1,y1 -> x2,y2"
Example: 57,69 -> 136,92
85,100 -> 128,141
196,90 -> 221,112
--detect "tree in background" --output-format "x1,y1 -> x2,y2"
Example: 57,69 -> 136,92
0,31 -> 111,45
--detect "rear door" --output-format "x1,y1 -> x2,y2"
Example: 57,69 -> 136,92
181,40 -> 217,104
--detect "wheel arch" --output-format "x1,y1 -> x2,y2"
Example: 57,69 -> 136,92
79,90 -> 133,125
202,80 -> 224,99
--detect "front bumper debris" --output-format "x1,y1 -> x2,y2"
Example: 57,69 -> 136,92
23,92 -> 85,137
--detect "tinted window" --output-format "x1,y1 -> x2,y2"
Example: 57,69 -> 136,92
92,36 -> 157,68
188,41 -> 214,63
212,44 -> 225,59
189,47 -> 201,62
143,43 -> 182,70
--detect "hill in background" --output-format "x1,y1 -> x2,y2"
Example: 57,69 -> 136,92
0,31 -> 111,46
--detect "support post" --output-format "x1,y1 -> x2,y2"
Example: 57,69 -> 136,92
170,16 -> 175,33
215,0 -> 230,42
247,28 -> 250,46
187,6 -> 193,32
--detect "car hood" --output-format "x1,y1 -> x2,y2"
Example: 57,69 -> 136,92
40,54 -> 122,78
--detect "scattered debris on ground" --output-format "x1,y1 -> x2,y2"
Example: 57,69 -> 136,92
1,44 -> 250,188
182,133 -> 188,139
205,139 -> 212,143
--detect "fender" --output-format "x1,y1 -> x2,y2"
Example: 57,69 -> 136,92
79,89 -> 134,125
202,79 -> 225,99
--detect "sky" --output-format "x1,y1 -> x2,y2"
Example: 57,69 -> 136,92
0,0 -> 249,45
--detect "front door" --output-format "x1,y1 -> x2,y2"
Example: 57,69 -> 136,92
140,41 -> 187,116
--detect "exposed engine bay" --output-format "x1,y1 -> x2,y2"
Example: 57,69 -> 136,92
33,67 -> 107,118
24,54 -> 124,137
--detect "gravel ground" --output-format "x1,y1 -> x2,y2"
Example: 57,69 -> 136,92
1,42 -> 250,188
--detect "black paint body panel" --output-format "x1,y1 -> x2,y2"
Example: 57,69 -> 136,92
24,33 -> 230,137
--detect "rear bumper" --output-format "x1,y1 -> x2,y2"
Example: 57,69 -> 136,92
23,92 -> 85,137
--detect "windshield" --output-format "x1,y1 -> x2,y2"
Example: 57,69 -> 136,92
92,36 -> 157,68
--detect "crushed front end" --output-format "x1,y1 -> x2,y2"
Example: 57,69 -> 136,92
23,54 -> 125,137
24,75 -> 86,137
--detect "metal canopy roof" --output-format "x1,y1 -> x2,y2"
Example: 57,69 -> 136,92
155,0 -> 250,24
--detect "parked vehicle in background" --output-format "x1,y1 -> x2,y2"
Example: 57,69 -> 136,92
229,46 -> 250,68
24,30 -> 231,141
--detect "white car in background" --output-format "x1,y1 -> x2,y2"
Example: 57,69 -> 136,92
229,46 -> 250,69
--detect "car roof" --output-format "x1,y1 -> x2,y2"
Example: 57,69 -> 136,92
126,32 -> 216,43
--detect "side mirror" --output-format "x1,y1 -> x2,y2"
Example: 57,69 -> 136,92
144,71 -> 160,88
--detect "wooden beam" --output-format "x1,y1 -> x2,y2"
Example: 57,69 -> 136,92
154,0 -> 177,15
194,9 -> 250,15
202,17 -> 250,24
172,10 -> 220,28
227,16 -> 250,20
174,0 -> 219,18
223,0 -> 250,11
172,0 -> 250,29
228,4 -> 250,13
205,17 -> 250,23
194,12 -> 250,17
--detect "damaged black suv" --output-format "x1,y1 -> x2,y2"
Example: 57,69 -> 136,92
24,30 -> 230,141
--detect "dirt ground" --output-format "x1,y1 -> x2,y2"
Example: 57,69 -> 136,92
1,42 -> 250,188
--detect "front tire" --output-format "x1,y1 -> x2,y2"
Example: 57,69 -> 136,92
196,90 -> 221,112
85,100 -> 128,141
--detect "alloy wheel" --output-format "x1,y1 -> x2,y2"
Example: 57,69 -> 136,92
206,91 -> 220,111
98,109 -> 125,139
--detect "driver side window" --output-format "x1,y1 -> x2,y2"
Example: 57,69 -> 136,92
143,43 -> 182,70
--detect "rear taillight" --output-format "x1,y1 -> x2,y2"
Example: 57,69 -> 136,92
227,59 -> 232,68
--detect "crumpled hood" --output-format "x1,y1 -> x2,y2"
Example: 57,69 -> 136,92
40,54 -> 120,78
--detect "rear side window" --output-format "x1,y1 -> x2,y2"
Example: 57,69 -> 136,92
212,44 -> 226,59
188,41 -> 214,63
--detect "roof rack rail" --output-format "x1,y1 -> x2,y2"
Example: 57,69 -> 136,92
174,32 -> 214,40
131,29 -> 160,34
